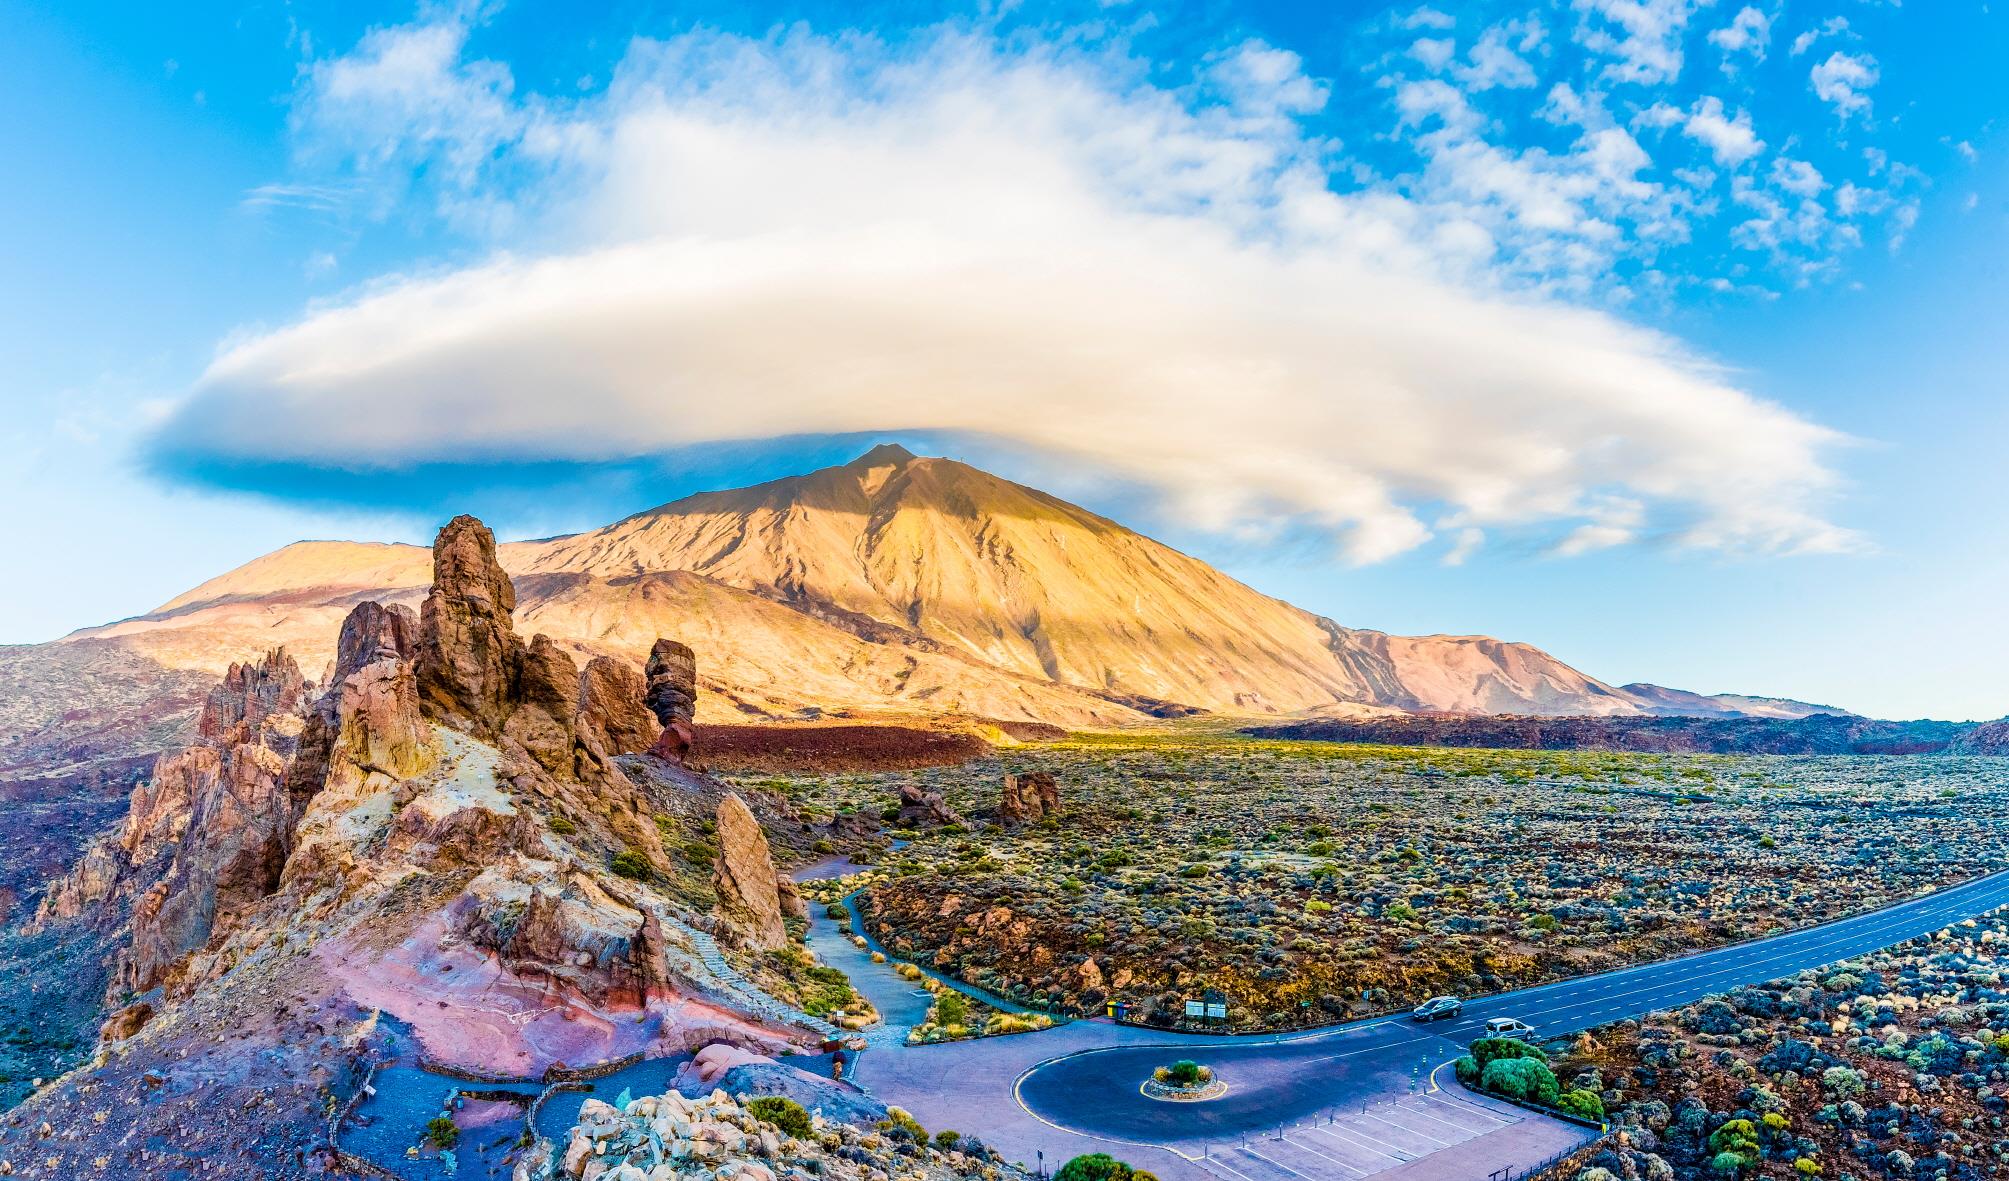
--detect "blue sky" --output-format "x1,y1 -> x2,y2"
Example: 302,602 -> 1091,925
2,0 -> 2005,719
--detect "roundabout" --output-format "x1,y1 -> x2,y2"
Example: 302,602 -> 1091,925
1013,1038 -> 1407,1142
1141,1060 -> 1229,1102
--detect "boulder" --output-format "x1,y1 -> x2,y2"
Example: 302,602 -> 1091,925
894,783 -> 960,829
417,514 -> 523,738
99,1000 -> 154,1043
1000,771 -> 1060,825
712,794 -> 787,949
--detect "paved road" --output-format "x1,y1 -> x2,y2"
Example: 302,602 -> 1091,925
803,864 -> 2009,1181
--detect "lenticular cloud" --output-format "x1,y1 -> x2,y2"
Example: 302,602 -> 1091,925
154,19 -> 1860,563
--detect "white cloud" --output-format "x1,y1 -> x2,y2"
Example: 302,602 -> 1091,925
1790,16 -> 1852,57
1571,0 -> 1702,85
1708,7 -> 1772,65
153,15 -> 1862,564
1453,20 -> 1543,91
1682,97 -> 1765,167
1770,157 -> 1824,197
1811,51 -> 1879,120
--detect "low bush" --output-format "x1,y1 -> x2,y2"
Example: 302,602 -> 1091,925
1055,1153 -> 1158,1181
1480,1056 -> 1559,1107
746,1096 -> 813,1139
424,1115 -> 459,1149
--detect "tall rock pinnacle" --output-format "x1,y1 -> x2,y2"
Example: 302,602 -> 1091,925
417,514 -> 523,738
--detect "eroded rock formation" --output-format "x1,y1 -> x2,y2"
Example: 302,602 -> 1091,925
417,514 -> 522,737
578,655 -> 660,758
895,782 -> 960,829
646,638 -> 697,764
1000,770 -> 1060,825
712,793 -> 787,949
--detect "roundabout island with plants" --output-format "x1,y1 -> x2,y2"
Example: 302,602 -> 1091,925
1138,1058 -> 1228,1102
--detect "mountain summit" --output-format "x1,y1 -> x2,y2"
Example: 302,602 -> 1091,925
55,446 -> 1835,734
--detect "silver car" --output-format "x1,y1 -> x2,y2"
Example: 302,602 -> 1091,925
1411,996 -> 1462,1021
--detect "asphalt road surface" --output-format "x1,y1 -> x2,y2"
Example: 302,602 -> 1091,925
838,869 -> 2009,1181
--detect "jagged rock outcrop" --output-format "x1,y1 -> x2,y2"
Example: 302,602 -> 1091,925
506,633 -> 585,777
121,735 -> 292,994
452,856 -> 670,1007
578,655 -> 660,757
286,601 -> 418,809
712,794 -> 787,949
999,771 -> 1060,825
24,649 -> 317,994
195,650 -> 307,744
646,638 -> 697,763
895,782 -> 960,829
418,514 -> 523,737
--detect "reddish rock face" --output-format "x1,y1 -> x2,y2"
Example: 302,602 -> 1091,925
120,723 -> 294,994
712,793 -> 787,949
287,602 -> 419,812
504,633 -> 582,777
578,656 -> 660,758
1000,771 -> 1060,825
334,600 -> 417,682
418,514 -> 523,738
196,650 -> 307,744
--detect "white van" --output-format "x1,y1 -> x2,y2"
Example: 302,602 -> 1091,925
1483,1016 -> 1536,1038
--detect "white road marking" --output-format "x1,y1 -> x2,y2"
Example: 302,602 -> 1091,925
1357,1108 -> 1453,1149
1279,1133 -> 1372,1178
1301,1123 -> 1408,1163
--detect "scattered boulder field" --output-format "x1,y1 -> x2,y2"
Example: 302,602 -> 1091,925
752,734 -> 2009,1032
1550,910 -> 2009,1180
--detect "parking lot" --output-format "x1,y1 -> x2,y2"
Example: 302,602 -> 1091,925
1190,1090 -> 1588,1181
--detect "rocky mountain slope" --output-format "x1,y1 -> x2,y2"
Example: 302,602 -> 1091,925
3,516 -> 863,1173
44,446 -> 1837,738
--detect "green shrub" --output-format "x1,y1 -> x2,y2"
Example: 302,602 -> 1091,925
1480,1057 -> 1558,1106
825,903 -> 850,920
548,815 -> 577,835
1708,1119 -> 1761,1170
1525,914 -> 1558,931
1161,1060 -> 1205,1086
934,1130 -> 962,1150
1055,1154 -> 1150,1181
879,1107 -> 926,1142
747,1096 -> 813,1139
609,850 -> 652,880
1452,1056 -> 1480,1088
1557,1089 -> 1604,1122
934,992 -> 969,1028
1470,1038 -> 1547,1068
424,1115 -> 459,1148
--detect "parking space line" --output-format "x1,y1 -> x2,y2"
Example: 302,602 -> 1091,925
1200,1154 -> 1263,1181
1357,1109 -> 1454,1149
1280,1134 -> 1372,1178
1420,1093 -> 1520,1127
1395,1097 -> 1504,1135
1241,1145 -> 1312,1179
1302,1123 -> 1408,1163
